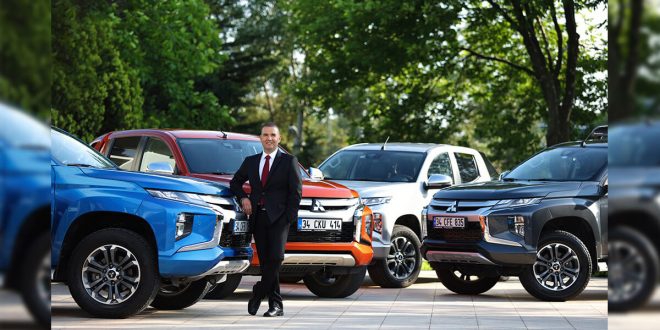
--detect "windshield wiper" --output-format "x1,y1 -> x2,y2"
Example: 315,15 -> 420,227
502,177 -> 516,182
351,178 -> 381,182
204,171 -> 233,175
66,163 -> 96,168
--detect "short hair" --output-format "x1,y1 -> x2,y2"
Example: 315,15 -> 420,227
260,122 -> 280,135
261,122 -> 279,130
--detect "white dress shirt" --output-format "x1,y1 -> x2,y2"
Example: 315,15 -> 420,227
259,149 -> 278,180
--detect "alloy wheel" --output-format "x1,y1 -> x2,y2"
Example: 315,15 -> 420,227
387,236 -> 417,280
81,244 -> 141,305
533,243 -> 580,291
609,240 -> 647,303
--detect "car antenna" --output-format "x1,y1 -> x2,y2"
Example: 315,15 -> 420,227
381,136 -> 390,150
218,129 -> 227,139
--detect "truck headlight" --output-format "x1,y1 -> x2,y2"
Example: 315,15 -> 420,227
361,196 -> 392,206
373,213 -> 383,233
146,189 -> 207,206
492,198 -> 542,210
365,213 -> 373,235
508,215 -> 525,237
176,213 -> 194,240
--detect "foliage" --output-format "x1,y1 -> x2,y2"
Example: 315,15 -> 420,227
50,0 -> 607,169
52,0 -> 229,142
0,0 -> 51,118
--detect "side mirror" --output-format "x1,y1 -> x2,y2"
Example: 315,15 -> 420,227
309,167 -> 324,180
425,174 -> 453,189
147,162 -> 174,175
499,170 -> 511,181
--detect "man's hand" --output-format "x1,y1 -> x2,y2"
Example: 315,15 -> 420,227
241,197 -> 252,216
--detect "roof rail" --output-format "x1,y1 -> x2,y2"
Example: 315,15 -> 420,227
581,125 -> 607,147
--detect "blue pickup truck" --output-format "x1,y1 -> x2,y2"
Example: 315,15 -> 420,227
50,127 -> 252,318
0,105 -> 51,326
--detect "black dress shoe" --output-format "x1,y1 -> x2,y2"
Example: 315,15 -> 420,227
248,296 -> 261,315
263,306 -> 283,317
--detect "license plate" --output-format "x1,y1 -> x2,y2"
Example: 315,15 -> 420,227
433,216 -> 466,229
233,220 -> 249,233
297,218 -> 342,231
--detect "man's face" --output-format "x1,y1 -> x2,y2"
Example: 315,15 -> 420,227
260,126 -> 281,153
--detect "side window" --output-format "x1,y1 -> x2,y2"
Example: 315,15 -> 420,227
108,137 -> 141,170
427,152 -> 454,179
139,138 -> 176,172
454,152 -> 479,183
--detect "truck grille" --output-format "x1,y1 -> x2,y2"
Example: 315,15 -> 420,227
287,221 -> 355,243
219,225 -> 251,248
427,221 -> 483,242
429,199 -> 497,213
298,198 -> 358,212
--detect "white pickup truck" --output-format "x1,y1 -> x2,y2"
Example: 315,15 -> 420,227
314,143 -> 498,287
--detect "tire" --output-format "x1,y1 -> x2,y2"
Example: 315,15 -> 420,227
280,275 -> 304,284
519,230 -> 592,301
67,228 -> 160,318
303,266 -> 366,298
368,225 -> 422,288
151,278 -> 212,310
435,268 -> 499,295
19,232 -> 50,327
608,226 -> 659,312
205,274 -> 242,299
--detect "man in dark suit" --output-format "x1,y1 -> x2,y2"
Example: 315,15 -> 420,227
230,122 -> 302,317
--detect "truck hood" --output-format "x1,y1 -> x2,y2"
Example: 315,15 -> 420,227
433,180 -> 586,200
328,180 -> 412,198
189,173 -> 357,199
81,168 -> 233,196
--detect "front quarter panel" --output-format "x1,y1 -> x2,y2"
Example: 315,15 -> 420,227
51,165 -> 147,266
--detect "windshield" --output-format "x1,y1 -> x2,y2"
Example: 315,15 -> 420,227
51,128 -> 116,168
506,146 -> 606,181
0,105 -> 50,149
177,138 -> 309,178
319,150 -> 426,182
609,125 -> 660,167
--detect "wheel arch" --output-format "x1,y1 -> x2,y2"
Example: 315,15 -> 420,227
539,216 -> 597,272
394,214 -> 421,239
6,205 -> 51,289
53,211 -> 157,282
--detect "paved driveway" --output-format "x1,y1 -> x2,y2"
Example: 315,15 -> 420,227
609,289 -> 660,330
52,271 -> 607,329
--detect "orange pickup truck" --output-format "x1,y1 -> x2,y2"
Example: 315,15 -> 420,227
93,129 -> 374,298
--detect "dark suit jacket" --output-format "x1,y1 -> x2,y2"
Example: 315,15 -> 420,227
230,150 -> 303,225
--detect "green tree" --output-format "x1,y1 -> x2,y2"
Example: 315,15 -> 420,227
52,0 -> 229,141
0,0 -> 51,117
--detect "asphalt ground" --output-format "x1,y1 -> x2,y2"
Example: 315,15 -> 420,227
51,270 -> 607,329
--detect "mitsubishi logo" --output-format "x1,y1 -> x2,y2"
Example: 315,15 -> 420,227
446,201 -> 458,213
311,199 -> 326,212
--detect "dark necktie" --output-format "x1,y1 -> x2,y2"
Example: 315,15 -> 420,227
261,155 -> 270,187
259,155 -> 270,206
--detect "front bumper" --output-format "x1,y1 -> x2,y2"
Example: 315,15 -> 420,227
159,246 -> 252,277
421,239 -> 536,266
249,241 -> 373,268
371,239 -> 389,259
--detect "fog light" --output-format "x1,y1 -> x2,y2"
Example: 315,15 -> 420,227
176,213 -> 194,240
508,216 -> 525,237
373,213 -> 383,233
